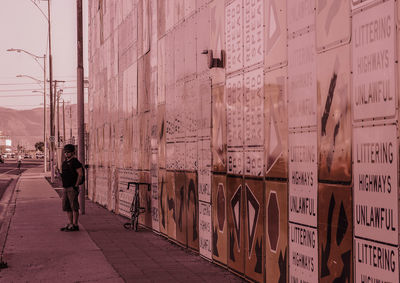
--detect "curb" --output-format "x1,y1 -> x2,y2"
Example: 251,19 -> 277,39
0,177 -> 20,267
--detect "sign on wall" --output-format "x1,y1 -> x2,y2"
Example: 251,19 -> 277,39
244,0 -> 264,68
316,0 -> 351,52
289,223 -> 318,283
226,0 -> 243,73
353,124 -> 398,245
227,74 -> 244,147
287,0 -> 315,35
199,201 -> 212,259
354,238 -> 399,283
288,30 -> 317,129
244,67 -> 264,147
352,0 -> 396,122
289,131 -> 318,227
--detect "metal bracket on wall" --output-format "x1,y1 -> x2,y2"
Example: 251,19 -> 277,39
202,49 -> 225,69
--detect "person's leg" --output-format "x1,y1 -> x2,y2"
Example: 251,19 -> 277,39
67,187 -> 80,230
61,189 -> 73,231
73,211 -> 79,226
67,211 -> 73,225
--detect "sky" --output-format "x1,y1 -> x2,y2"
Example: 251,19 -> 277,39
0,0 -> 88,110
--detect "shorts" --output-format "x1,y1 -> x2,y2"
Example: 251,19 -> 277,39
62,187 -> 80,212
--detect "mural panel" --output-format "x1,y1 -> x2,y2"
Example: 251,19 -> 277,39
317,44 -> 351,182
318,184 -> 352,283
186,172 -> 199,251
166,170 -> 177,240
175,172 -> 187,246
138,183 -> 152,229
227,176 -> 245,274
212,174 -> 228,265
158,169 -> 167,235
157,104 -> 166,169
264,67 -> 288,179
265,181 -> 288,283
244,179 -> 264,282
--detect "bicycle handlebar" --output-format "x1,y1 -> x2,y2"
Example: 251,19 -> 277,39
127,182 -> 151,191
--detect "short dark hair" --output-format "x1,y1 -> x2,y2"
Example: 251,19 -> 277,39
64,144 -> 75,153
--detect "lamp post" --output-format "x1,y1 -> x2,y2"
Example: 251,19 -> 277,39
9,48 -> 47,172
27,0 -> 55,183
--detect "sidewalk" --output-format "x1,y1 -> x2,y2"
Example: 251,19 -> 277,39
0,168 -> 243,283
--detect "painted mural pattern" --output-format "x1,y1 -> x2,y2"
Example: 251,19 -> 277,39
88,0 -> 400,282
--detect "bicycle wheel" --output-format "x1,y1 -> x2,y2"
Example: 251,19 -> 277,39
123,222 -> 133,230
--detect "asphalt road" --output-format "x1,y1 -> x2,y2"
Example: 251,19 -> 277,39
0,159 -> 43,199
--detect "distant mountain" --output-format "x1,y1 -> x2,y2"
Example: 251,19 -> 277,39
0,105 -> 81,150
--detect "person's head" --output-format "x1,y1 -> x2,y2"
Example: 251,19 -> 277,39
64,144 -> 75,158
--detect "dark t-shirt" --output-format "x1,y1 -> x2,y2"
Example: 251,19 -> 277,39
61,157 -> 83,188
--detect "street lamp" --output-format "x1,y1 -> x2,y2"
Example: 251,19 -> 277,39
9,48 -> 47,173
27,0 -> 55,183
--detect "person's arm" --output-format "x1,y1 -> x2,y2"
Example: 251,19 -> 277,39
75,167 -> 83,187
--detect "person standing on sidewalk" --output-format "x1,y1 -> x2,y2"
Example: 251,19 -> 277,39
59,144 -> 83,232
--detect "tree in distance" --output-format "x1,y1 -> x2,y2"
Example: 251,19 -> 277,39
35,141 -> 44,152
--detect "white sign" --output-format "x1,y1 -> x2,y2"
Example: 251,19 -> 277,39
289,131 -> 318,227
353,125 -> 398,245
226,74 -> 244,147
198,167 -> 211,203
244,0 -> 264,67
288,30 -> 317,129
244,68 -> 264,147
199,201 -> 212,259
289,223 -> 318,283
226,0 -> 243,73
227,149 -> 243,175
244,149 -> 263,177
352,0 -> 396,121
351,0 -> 378,10
354,238 -> 399,283
287,0 -> 315,34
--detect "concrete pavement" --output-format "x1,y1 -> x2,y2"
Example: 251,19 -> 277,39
0,167 -> 244,283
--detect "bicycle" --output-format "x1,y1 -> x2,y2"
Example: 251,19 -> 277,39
123,182 -> 149,231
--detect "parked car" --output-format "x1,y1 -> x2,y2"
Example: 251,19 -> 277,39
36,153 -> 44,159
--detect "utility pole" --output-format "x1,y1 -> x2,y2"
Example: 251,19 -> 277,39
57,89 -> 60,147
48,0 -> 55,183
43,54 -> 47,172
77,0 -> 85,214
62,99 -> 66,144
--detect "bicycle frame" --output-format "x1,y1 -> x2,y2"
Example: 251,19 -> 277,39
124,182 -> 150,231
